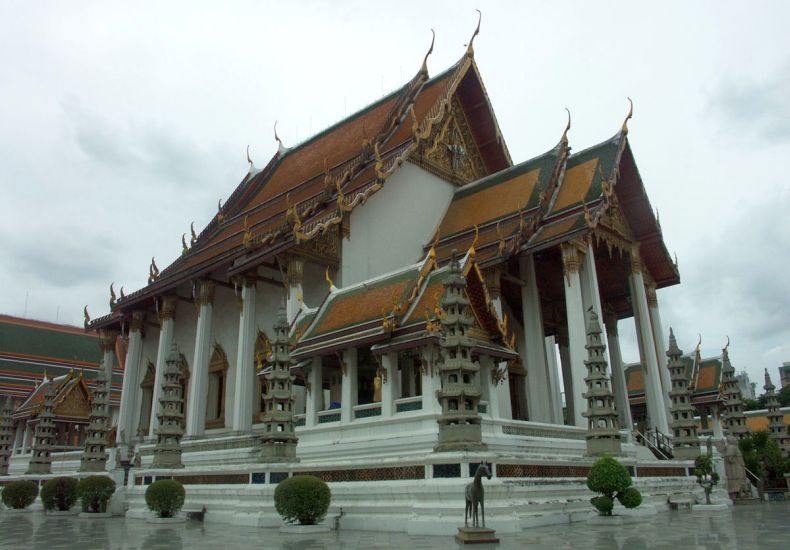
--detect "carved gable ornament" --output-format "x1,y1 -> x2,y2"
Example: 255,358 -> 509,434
593,201 -> 634,256
54,384 -> 91,419
414,97 -> 486,185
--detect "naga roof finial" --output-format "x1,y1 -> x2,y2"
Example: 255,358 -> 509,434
420,29 -> 435,75
466,10 -> 482,57
561,107 -> 571,145
622,97 -> 634,134
109,283 -> 116,307
724,335 -> 730,353
274,121 -> 287,154
119,286 -> 125,300
182,233 -> 189,256
83,305 -> 90,329
190,221 -> 197,245
695,334 -> 702,356
325,267 -> 337,292
217,198 -> 225,222
246,144 -> 253,166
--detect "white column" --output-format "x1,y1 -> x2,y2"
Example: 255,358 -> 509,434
629,250 -> 670,434
341,348 -> 358,423
148,296 -> 177,438
12,421 -> 23,454
519,255 -> 552,423
561,243 -> 588,428
479,355 -> 500,419
604,313 -> 633,430
98,329 -> 117,384
647,286 -> 672,420
485,269 -> 513,420
543,336 -> 564,424
186,281 -> 215,438
558,337 -> 573,424
232,276 -> 257,432
420,346 -> 442,414
22,421 -> 31,453
116,312 -> 144,448
285,256 -> 304,324
381,352 -> 399,417
305,357 -> 322,427
711,407 -> 724,439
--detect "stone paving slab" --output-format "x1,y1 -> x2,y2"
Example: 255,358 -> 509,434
0,502 -> 787,549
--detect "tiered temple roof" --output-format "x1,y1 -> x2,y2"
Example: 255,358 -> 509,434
0,314 -> 121,405
12,369 -> 92,423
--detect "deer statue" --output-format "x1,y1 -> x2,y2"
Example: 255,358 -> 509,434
465,463 -> 492,528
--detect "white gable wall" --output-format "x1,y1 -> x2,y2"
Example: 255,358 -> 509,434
341,162 -> 454,287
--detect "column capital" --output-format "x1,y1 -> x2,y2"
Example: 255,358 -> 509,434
158,295 -> 178,322
561,241 -> 585,275
603,309 -> 619,335
98,329 -> 118,352
285,256 -> 304,286
646,285 -> 658,308
129,311 -> 146,333
630,246 -> 643,275
196,280 -> 216,307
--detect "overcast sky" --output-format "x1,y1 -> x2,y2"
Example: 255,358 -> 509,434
1,1 -> 788,391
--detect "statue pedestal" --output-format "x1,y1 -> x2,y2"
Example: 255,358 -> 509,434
455,527 -> 499,544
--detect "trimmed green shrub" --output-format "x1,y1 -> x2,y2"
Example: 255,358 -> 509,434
617,486 -> 642,509
77,476 -> 116,513
274,475 -> 331,525
586,456 -> 641,516
41,477 -> 79,511
694,454 -> 720,505
590,495 -> 614,515
145,479 -> 185,518
1,480 -> 38,509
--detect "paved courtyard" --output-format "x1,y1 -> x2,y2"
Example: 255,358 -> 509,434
1,502 -> 787,549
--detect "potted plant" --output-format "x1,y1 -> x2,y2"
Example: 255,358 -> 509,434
694,455 -> 720,505
586,456 -> 642,517
145,479 -> 186,523
274,475 -> 331,532
77,475 -> 116,517
1,480 -> 38,512
41,477 -> 79,514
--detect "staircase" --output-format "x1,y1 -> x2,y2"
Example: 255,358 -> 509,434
635,428 -> 674,460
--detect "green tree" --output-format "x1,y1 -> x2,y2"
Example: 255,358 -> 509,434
738,432 -> 790,488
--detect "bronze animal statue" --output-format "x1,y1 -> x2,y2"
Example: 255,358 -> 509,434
465,463 -> 492,528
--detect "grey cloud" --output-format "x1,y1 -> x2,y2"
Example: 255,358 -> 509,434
711,60 -> 790,142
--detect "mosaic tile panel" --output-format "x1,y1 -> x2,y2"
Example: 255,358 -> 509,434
251,472 -> 266,484
433,463 -> 461,478
318,412 -> 341,424
300,465 -> 424,482
270,472 -> 289,484
496,464 -> 590,478
354,406 -> 382,419
636,466 -> 686,477
396,400 -> 423,412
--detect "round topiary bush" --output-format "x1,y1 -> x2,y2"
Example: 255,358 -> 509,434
274,475 -> 331,525
145,479 -> 185,518
586,456 -> 640,516
77,476 -> 116,513
1,480 -> 38,510
41,477 -> 79,511
616,486 -> 642,509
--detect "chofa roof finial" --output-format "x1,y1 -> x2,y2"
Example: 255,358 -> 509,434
274,121 -> 287,154
420,29 -> 435,75
466,10 -> 482,57
622,97 -> 634,134
561,107 -> 571,145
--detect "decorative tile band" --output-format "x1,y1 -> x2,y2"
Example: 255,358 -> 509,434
502,425 -> 586,440
636,466 -> 686,477
354,407 -> 382,419
395,400 -> 422,412
318,412 -> 341,424
496,464 -> 590,478
299,465 -> 425,482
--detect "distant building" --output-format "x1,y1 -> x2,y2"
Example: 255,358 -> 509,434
780,362 -> 790,389
735,371 -> 756,400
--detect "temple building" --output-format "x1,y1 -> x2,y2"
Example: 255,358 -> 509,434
4,25 -> 718,532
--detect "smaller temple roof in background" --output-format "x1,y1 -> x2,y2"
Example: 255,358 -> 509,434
13,368 -> 92,421
0,314 -> 121,405
625,351 -> 723,404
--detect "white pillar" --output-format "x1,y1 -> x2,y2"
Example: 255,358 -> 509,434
12,422 -> 23,454
305,357 -> 322,427
232,276 -> 257,432
604,313 -> 633,430
485,270 -> 513,421
519,255 -> 552,423
98,329 -> 117,385
711,407 -> 724,439
381,352 -> 399,417
148,296 -> 177,438
544,336 -> 564,424
341,348 -> 358,423
561,242 -> 588,428
22,421 -> 31,453
186,281 -> 214,438
479,355 -> 500,419
285,256 -> 304,324
116,312 -> 144,448
629,250 -> 670,434
420,347 -> 442,414
558,337 -> 573,424
647,286 -> 672,420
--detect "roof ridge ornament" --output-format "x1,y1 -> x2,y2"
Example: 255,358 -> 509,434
420,29 -> 435,75
217,198 -> 225,222
181,233 -> 189,256
190,221 -> 197,245
83,305 -> 90,329
109,283 -> 116,307
274,121 -> 288,154
325,267 -> 337,292
466,10 -> 482,57
119,286 -> 125,300
561,107 -> 571,145
621,97 -> 633,135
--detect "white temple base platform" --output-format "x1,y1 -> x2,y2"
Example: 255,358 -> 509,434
692,503 -> 730,512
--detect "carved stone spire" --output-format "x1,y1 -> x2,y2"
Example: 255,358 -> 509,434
763,369 -> 788,454
80,369 -> 110,472
434,253 -> 486,452
152,343 -> 185,469
720,344 -> 749,440
666,329 -> 699,459
258,302 -> 298,462
0,397 -> 14,475
582,307 -> 622,456
26,378 -> 57,474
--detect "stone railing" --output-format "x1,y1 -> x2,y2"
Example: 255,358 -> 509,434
499,419 -> 587,441
352,403 -> 382,419
394,396 -> 422,413
317,409 -> 341,424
